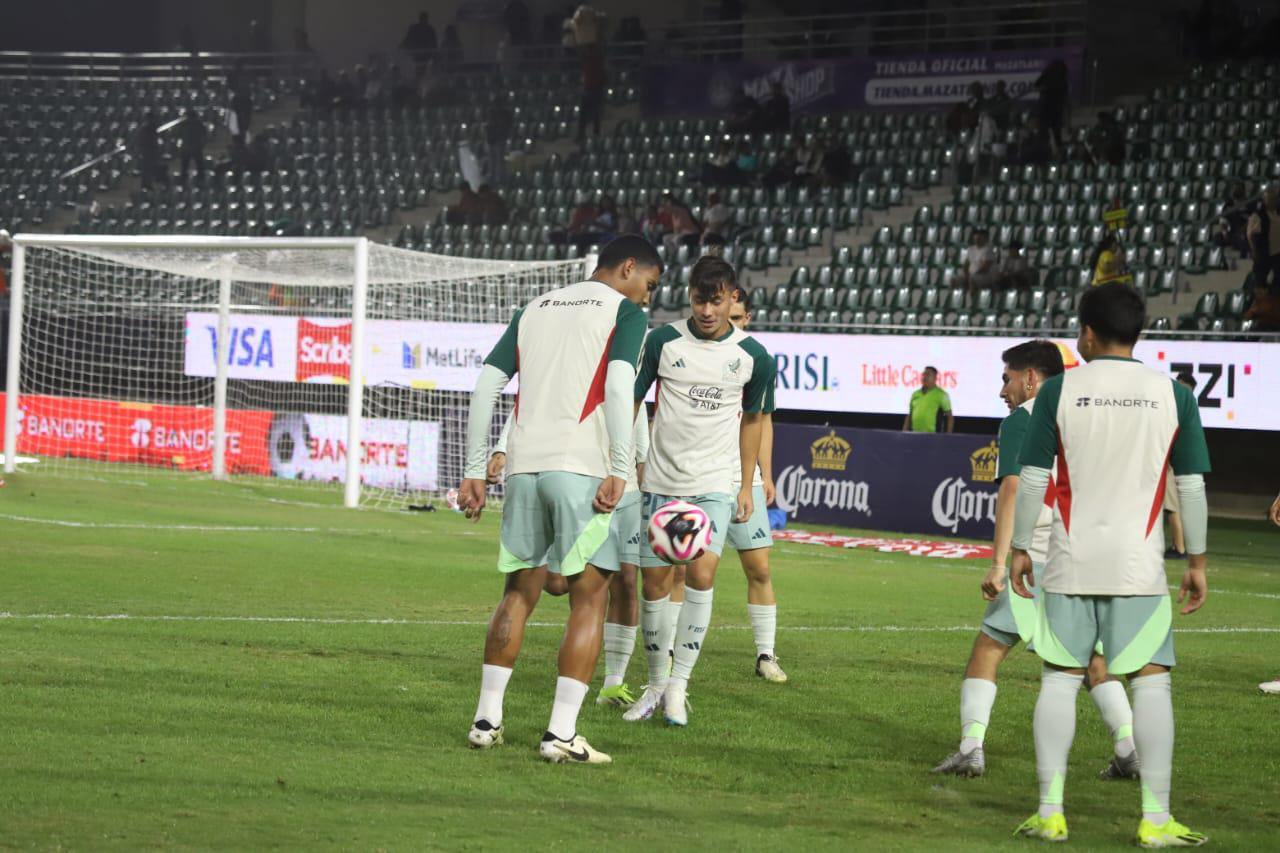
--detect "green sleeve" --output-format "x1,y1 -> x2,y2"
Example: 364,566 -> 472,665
939,389 -> 952,412
763,375 -> 777,415
609,299 -> 646,365
1170,380 -> 1212,475
483,308 -> 522,376
996,407 -> 1030,480
634,323 -> 679,401
741,337 -> 777,414
1017,373 -> 1062,469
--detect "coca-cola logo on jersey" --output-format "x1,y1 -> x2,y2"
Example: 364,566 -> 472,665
296,319 -> 352,383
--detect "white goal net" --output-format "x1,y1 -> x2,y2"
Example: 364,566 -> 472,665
3,235 -> 589,509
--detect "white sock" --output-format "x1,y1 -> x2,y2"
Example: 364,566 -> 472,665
670,586 -> 714,684
1131,672 -> 1174,826
959,677 -> 998,754
641,596 -> 670,690
547,676 -> 589,741
474,663 -> 513,726
1034,668 -> 1084,819
1089,679 -> 1137,758
661,597 -> 682,657
603,622 -> 637,688
747,603 -> 777,658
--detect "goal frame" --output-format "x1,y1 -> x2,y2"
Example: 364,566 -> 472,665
5,234 -> 372,507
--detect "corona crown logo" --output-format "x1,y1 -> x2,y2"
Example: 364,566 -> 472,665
970,441 -> 999,483
810,430 -> 852,471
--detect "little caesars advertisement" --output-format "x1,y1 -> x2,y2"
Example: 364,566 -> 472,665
772,424 -> 1001,540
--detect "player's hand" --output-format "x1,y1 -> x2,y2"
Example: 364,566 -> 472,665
1177,557 -> 1208,615
982,565 -> 1007,601
593,476 -> 626,514
736,486 -> 753,524
1269,493 -> 1280,526
458,478 -> 488,522
485,452 -> 507,485
1010,549 -> 1035,599
763,476 -> 776,506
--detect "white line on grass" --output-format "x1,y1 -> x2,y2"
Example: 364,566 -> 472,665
0,513 -> 400,534
0,612 -> 1276,635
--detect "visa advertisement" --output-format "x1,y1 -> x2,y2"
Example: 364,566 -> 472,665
184,315 -> 1279,430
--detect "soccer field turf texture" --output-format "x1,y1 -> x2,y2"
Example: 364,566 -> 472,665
3,473 -> 1278,850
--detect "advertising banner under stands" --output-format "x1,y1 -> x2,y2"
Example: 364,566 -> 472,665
641,46 -> 1084,115
771,423 -> 1000,540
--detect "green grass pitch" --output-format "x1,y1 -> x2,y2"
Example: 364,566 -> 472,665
2,472 -> 1278,850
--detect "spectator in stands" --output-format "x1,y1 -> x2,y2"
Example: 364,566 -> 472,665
662,193 -> 702,251
732,142 -> 760,180
702,140 -> 742,186
1214,180 -> 1251,259
1086,111 -> 1125,166
136,112 -> 167,190
442,25 -> 464,68
178,109 -> 206,185
477,185 -> 509,225
228,62 -> 253,141
946,81 -> 983,137
728,86 -> 764,134
762,81 -> 791,132
997,239 -> 1032,290
795,138 -> 824,186
762,146 -> 799,190
448,182 -> 483,225
985,80 -> 1014,132
903,366 -> 954,434
961,229 -> 998,295
1090,235 -> 1130,285
402,12 -> 439,71
1247,182 -> 1280,294
819,136 -> 853,185
703,192 -> 734,241
640,202 -> 670,245
1034,59 -> 1069,154
567,6 -> 606,145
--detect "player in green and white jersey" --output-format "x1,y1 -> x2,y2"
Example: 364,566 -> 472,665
1009,284 -> 1211,846
459,235 -> 658,765
624,256 -> 777,726
931,340 -> 1138,781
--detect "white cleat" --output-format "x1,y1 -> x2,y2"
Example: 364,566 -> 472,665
930,746 -> 986,777
467,719 -> 504,749
1260,677 -> 1280,695
622,685 -> 664,722
538,732 -> 612,764
755,654 -> 789,683
662,682 -> 689,727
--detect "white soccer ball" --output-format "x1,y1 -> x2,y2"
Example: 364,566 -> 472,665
647,499 -> 712,565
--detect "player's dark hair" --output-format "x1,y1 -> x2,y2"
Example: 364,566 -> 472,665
1002,339 -> 1064,378
1078,282 -> 1145,346
923,365 -> 938,375
732,283 -> 750,308
595,234 -> 663,273
688,255 -> 736,301
1176,371 -> 1197,390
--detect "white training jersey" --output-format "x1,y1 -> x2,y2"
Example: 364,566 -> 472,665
731,380 -> 776,491
635,319 -> 776,497
483,280 -> 646,479
494,406 -> 649,492
1017,357 -> 1211,596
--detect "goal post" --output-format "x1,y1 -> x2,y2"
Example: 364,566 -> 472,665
4,234 -> 590,509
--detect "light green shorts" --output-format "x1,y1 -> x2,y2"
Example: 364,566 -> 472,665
614,490 -> 643,567
1035,592 -> 1175,675
979,565 -> 1042,648
639,490 -> 733,569
726,484 -> 773,552
499,472 -> 619,576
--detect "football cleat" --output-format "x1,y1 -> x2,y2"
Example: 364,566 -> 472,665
755,653 -> 789,683
662,682 -> 689,727
931,746 -> 986,777
1259,677 -> 1280,695
1098,750 -> 1141,780
1013,812 -> 1069,842
467,718 -> 504,749
538,732 -> 612,764
1136,817 -> 1208,848
596,683 -> 637,707
622,685 -> 664,722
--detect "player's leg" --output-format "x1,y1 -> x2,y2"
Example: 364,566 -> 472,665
664,563 -> 685,657
626,492 -> 676,722
728,483 -> 785,682
543,573 -> 569,596
1087,655 -> 1140,780
598,563 -> 639,706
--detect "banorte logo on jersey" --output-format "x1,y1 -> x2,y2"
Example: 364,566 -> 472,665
296,319 -> 352,383
775,430 -> 871,516
931,442 -> 999,532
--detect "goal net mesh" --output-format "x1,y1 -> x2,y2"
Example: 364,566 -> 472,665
8,239 -> 587,509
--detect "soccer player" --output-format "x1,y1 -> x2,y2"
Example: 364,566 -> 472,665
488,408 -> 650,706
1262,491 -> 1280,695
459,234 -> 658,764
1009,283 -> 1211,846
623,255 -> 777,726
932,340 -> 1138,779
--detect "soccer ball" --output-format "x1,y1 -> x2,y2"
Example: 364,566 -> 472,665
647,500 -> 712,565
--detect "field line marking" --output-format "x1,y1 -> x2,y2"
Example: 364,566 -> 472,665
0,612 -> 1276,635
0,513 -> 401,534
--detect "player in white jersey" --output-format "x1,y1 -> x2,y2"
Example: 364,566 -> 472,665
487,408 -> 650,707
932,340 -> 1139,781
1009,284 -> 1211,846
459,235 -> 658,764
1263,493 -> 1280,694
624,256 -> 777,726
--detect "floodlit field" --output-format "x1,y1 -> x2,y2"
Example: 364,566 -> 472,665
2,473 -> 1278,850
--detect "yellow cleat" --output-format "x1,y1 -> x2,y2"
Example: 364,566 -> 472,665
1013,812 -> 1069,842
1137,817 -> 1208,848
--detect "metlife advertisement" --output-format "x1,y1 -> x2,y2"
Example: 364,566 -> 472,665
184,314 -> 1280,430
